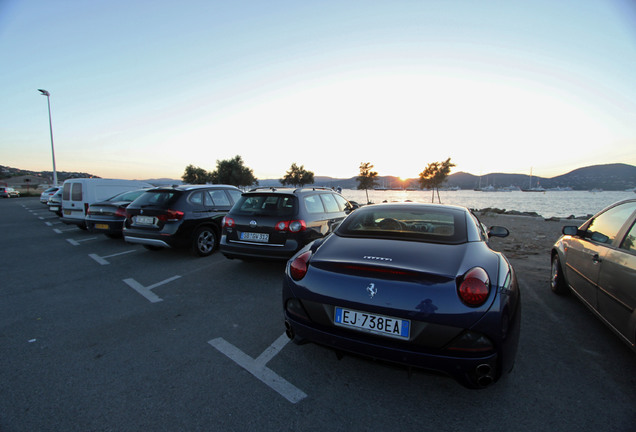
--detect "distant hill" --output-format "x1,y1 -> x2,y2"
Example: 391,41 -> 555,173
2,163 -> 634,191
262,163 -> 635,191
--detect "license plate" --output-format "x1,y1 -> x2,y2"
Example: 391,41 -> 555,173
334,307 -> 410,340
64,210 -> 71,215
50,206 -> 59,211
95,223 -> 109,230
134,215 -> 156,225
240,232 -> 269,242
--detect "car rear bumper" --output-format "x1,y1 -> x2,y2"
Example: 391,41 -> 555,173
220,235 -> 300,260
125,235 -> 172,248
86,217 -> 124,235
284,313 -> 500,389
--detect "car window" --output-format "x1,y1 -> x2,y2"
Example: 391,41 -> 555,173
63,183 -> 71,200
226,189 -> 242,204
71,183 -> 82,201
586,202 -> 636,244
133,191 -> 179,207
233,194 -> 297,217
108,190 -> 144,202
337,206 -> 467,244
304,195 -> 325,214
333,194 -> 351,212
320,193 -> 340,213
620,221 -> 636,252
206,190 -> 231,207
189,191 -> 205,206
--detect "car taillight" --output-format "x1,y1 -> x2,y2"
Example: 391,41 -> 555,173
290,251 -> 312,281
115,208 -> 127,218
457,267 -> 490,307
157,209 -> 184,222
223,216 -> 235,228
276,220 -> 306,232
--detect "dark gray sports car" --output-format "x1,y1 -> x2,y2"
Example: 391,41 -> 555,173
283,202 -> 521,389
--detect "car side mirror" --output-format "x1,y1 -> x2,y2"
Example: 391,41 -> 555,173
488,226 -> 509,238
562,226 -> 578,236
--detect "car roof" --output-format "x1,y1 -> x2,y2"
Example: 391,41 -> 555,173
244,186 -> 337,195
355,201 -> 470,213
149,184 -> 239,192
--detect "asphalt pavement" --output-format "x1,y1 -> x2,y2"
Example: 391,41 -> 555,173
1,198 -> 634,431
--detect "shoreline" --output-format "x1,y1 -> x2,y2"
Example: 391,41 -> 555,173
474,207 -> 592,222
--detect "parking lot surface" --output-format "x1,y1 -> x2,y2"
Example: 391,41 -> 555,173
1,198 -> 635,431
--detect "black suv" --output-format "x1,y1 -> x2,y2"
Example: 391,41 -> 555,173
123,185 -> 242,256
220,187 -> 357,260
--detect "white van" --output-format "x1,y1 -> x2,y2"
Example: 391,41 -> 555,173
61,178 -> 153,229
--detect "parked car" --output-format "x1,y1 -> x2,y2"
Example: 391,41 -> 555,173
123,185 -> 242,256
1,187 -> 20,198
61,178 -> 153,229
86,189 -> 149,238
551,198 -> 636,352
220,187 -> 357,260
282,202 -> 520,389
47,189 -> 63,216
40,186 -> 60,204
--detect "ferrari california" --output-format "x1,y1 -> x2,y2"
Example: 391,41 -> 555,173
282,202 -> 521,389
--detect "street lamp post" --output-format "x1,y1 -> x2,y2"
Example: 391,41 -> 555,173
38,89 -> 58,187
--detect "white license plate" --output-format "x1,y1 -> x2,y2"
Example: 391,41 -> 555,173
334,307 -> 410,340
240,232 -> 269,242
49,206 -> 59,211
134,215 -> 156,225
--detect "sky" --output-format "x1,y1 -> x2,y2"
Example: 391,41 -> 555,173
1,0 -> 635,182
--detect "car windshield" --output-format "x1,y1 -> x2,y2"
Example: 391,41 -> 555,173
336,205 -> 467,244
232,194 -> 297,217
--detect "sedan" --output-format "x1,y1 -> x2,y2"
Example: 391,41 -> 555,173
86,189 -> 149,238
40,186 -> 60,204
282,202 -> 520,389
551,198 -> 636,351
0,187 -> 20,198
47,189 -> 63,217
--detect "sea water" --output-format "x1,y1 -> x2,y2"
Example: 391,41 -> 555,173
338,189 -> 635,219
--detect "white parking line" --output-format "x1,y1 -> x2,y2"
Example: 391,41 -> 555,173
122,275 -> 181,303
208,334 -> 307,404
89,250 -> 136,265
54,227 -> 79,234
66,237 -> 98,246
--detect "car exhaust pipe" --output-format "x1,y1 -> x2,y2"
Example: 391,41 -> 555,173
284,320 -> 294,340
475,363 -> 494,387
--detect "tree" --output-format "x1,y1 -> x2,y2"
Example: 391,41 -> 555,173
418,157 -> 456,203
209,155 -> 258,188
280,163 -> 314,187
182,164 -> 212,184
356,162 -> 378,204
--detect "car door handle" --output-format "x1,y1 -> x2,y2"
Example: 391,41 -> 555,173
592,254 -> 601,264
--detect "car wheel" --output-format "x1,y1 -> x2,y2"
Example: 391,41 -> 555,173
194,226 -> 217,257
550,254 -> 568,295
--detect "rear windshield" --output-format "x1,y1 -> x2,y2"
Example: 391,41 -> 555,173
132,190 -> 180,208
232,194 -> 297,217
336,205 -> 467,244
107,189 -> 146,202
